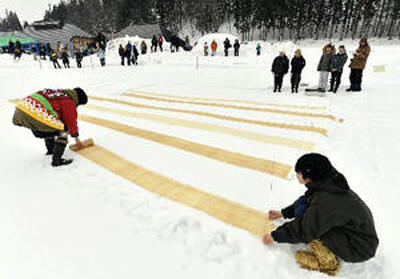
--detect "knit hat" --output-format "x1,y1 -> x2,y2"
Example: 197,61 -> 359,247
74,87 -> 88,105
295,153 -> 333,182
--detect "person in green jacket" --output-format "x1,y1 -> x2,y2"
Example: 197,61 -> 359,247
263,153 -> 379,275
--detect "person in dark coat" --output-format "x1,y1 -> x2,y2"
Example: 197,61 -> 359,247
263,153 -> 379,275
158,35 -> 164,52
12,88 -> 88,167
223,38 -> 232,57
151,35 -> 158,52
50,49 -> 61,69
125,42 -> 132,66
233,39 -> 240,57
347,38 -> 371,92
290,49 -> 306,93
140,41 -> 147,55
8,40 -> 15,54
330,45 -> 348,93
15,40 -> 22,51
75,51 -> 83,68
118,44 -> 125,65
131,45 -> 139,65
13,47 -> 22,60
271,51 -> 289,92
61,50 -> 70,68
39,43 -> 46,60
31,45 -> 38,60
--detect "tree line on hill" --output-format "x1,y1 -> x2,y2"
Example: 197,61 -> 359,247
1,0 -> 400,41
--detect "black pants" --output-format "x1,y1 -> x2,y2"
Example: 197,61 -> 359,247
32,130 -> 60,139
330,71 -> 342,92
100,58 -> 105,66
291,72 -> 301,92
63,60 -> 70,68
52,60 -> 61,69
349,69 -> 363,91
126,55 -> 131,66
274,73 -> 284,91
224,49 -> 229,56
234,50 -> 239,56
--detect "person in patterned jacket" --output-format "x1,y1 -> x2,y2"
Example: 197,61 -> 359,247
12,88 -> 88,167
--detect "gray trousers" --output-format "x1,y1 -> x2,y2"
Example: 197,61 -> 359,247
318,71 -> 330,90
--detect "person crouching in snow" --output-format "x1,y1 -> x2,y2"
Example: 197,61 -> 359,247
263,153 -> 379,275
12,88 -> 88,167
271,51 -> 289,92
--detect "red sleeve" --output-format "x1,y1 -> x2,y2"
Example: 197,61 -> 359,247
60,99 -> 79,137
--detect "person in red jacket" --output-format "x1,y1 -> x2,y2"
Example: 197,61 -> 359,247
13,88 -> 88,167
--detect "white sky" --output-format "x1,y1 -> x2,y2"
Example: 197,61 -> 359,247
0,0 -> 62,23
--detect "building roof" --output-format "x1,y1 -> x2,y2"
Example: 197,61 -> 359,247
117,24 -> 161,39
22,23 -> 93,45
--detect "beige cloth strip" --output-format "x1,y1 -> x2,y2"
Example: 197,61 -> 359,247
89,96 -> 328,136
86,104 -> 315,151
124,93 -> 337,121
79,114 -> 292,179
134,90 -> 327,110
75,144 -> 275,236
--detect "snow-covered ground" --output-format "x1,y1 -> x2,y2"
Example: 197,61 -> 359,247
1,38 -> 399,279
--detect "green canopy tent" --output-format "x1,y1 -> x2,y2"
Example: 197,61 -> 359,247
0,35 -> 38,51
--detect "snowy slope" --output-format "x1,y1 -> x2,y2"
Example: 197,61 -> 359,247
1,38 -> 399,279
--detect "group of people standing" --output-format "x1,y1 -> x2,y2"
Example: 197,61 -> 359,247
47,41 -> 106,69
118,42 -> 139,66
204,38 -> 241,57
271,38 -> 371,94
7,40 -> 23,60
151,34 -> 164,52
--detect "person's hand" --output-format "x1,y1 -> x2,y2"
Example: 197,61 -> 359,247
263,233 -> 274,245
268,210 -> 283,220
75,137 -> 84,149
332,68 -> 337,72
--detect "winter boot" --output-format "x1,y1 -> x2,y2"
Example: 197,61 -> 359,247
346,84 -> 354,92
52,142 -> 73,167
353,83 -> 361,92
333,83 -> 340,94
309,240 -> 341,275
45,138 -> 55,155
